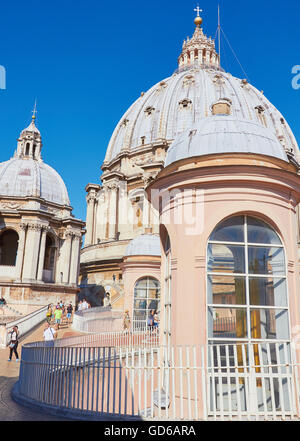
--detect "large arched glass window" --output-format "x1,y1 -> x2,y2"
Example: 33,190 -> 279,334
0,230 -> 19,266
207,215 -> 289,344
133,277 -> 161,329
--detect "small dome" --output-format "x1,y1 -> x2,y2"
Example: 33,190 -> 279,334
0,158 -> 70,206
125,234 -> 161,257
165,116 -> 289,167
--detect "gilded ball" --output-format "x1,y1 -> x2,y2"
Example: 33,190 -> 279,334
194,16 -> 203,26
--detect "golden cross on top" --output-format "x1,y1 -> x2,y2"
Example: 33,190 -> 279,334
194,5 -> 203,17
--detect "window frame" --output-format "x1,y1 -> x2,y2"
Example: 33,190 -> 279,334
207,215 -> 291,344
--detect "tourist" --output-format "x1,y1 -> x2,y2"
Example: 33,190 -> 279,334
46,304 -> 52,323
54,306 -> 62,328
0,296 -> 6,306
123,310 -> 131,333
147,310 -> 155,333
61,303 -> 66,324
103,293 -> 111,308
8,325 -> 19,361
153,310 -> 159,330
66,303 -> 73,325
43,322 -> 57,344
53,323 -> 59,338
82,298 -> 89,310
77,300 -> 83,311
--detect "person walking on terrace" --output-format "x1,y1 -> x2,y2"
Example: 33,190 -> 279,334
43,322 -> 57,346
8,325 -> 19,361
123,310 -> 131,333
54,306 -> 62,329
46,304 -> 53,323
66,303 -> 73,325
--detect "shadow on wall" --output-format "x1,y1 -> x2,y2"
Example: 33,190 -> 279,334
78,274 -> 106,308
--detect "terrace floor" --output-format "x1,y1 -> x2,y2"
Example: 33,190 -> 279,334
0,319 -> 81,421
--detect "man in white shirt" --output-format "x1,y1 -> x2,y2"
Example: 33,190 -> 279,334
81,299 -> 89,310
43,322 -> 57,344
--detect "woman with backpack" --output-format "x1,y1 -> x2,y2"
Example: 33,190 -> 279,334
8,325 -> 19,362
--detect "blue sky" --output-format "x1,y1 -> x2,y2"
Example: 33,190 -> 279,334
0,0 -> 299,221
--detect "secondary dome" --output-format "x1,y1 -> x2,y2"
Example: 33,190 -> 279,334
125,234 -> 161,257
0,158 -> 70,205
164,116 -> 290,167
0,116 -> 70,206
103,19 -> 298,165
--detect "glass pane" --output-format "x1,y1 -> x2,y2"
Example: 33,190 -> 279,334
208,307 -> 248,339
247,217 -> 281,245
135,278 -> 148,289
148,278 -> 160,289
249,278 -> 287,307
207,275 -> 246,305
148,299 -> 159,311
250,309 -> 289,340
134,288 -> 147,299
133,310 -> 146,319
208,244 -> 245,274
134,299 -> 147,310
248,247 -> 285,275
209,216 -> 244,243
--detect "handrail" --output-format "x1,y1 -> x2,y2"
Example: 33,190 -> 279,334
0,305 -> 48,348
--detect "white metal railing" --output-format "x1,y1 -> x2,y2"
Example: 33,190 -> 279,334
72,307 -> 123,333
47,329 -> 159,350
16,340 -> 300,421
0,305 -> 48,348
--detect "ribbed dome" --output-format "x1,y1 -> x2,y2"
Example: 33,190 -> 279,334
104,69 -> 298,164
165,116 -> 289,166
0,158 -> 70,206
125,234 -> 161,257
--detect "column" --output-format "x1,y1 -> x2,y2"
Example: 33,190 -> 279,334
22,223 -> 42,283
95,188 -> 108,242
190,50 -> 195,65
36,227 -> 48,282
85,195 -> 95,246
118,180 -> 129,240
69,233 -> 81,285
206,50 -> 211,65
107,180 -> 119,240
15,223 -> 27,282
84,184 -> 100,247
143,194 -> 151,230
61,229 -> 73,285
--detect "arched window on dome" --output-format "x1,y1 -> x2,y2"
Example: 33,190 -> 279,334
207,215 -> 289,344
25,143 -> 30,156
0,230 -> 19,266
133,277 -> 160,330
255,106 -> 267,127
43,235 -> 57,283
